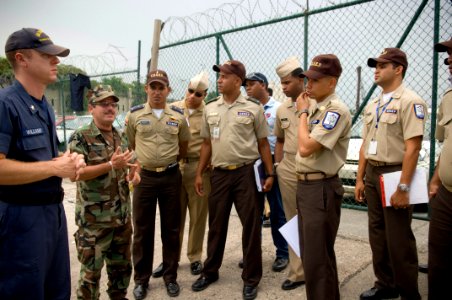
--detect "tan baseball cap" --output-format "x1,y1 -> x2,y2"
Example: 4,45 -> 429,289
301,54 -> 342,79
367,48 -> 408,70
276,56 -> 302,78
189,71 -> 209,91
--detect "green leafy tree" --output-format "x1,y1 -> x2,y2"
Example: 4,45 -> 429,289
0,57 -> 14,88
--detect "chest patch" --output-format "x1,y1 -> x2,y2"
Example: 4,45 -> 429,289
139,120 -> 150,125
238,111 -> 251,117
322,111 -> 340,130
23,128 -> 44,136
166,121 -> 179,127
265,113 -> 271,119
386,109 -> 398,114
413,104 -> 425,119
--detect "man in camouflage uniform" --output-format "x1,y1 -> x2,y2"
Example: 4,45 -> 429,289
70,85 -> 140,300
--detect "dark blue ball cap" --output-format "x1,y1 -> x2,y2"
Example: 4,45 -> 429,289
243,72 -> 268,86
5,28 -> 70,57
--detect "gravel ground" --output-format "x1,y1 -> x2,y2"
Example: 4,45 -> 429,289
63,179 -> 428,300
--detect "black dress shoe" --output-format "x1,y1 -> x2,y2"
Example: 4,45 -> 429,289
152,262 -> 164,278
360,287 -> 399,300
238,258 -> 244,269
166,282 -> 180,297
192,276 -> 218,291
190,261 -> 203,275
133,284 -> 148,300
243,285 -> 258,300
272,257 -> 289,272
281,279 -> 305,290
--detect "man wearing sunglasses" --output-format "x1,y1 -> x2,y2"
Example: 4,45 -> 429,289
152,72 -> 211,278
69,85 -> 140,299
126,70 -> 191,299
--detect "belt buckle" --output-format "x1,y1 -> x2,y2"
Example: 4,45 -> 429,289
226,165 -> 237,170
155,166 -> 166,172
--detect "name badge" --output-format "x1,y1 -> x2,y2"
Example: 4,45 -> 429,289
368,140 -> 377,155
23,128 -> 44,136
166,121 -> 178,127
212,127 -> 220,139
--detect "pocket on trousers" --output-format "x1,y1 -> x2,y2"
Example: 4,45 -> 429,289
300,182 -> 326,210
74,229 -> 96,266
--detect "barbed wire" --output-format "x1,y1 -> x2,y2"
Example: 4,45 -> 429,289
160,0 -> 351,45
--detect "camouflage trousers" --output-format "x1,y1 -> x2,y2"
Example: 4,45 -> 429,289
74,221 -> 132,300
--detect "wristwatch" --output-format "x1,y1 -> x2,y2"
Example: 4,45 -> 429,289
297,109 -> 309,118
397,183 -> 410,192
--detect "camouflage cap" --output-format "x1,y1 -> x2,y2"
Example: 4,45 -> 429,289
89,85 -> 119,103
5,28 -> 70,57
212,60 -> 246,82
189,71 -> 209,91
301,54 -> 342,79
367,48 -> 408,70
276,56 -> 302,78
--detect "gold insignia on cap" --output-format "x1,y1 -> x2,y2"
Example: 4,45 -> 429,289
35,29 -> 43,37
224,60 -> 232,65
380,49 -> 388,55
311,61 -> 322,67
151,71 -> 164,78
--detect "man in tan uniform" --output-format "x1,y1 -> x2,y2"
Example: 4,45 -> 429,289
273,56 -> 306,290
296,54 -> 351,300
428,38 -> 452,300
126,70 -> 191,299
191,60 -> 274,300
355,48 -> 426,300
173,71 -> 211,275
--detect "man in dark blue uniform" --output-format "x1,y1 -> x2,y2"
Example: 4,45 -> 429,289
0,28 -> 85,300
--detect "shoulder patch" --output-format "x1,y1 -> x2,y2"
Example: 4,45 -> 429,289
170,105 -> 184,115
246,96 -> 260,105
130,104 -> 145,113
413,104 -> 425,119
205,96 -> 220,105
322,111 -> 341,130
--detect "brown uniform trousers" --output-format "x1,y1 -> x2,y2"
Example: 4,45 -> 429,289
179,160 -> 210,262
201,164 -> 264,287
276,153 -> 305,282
132,167 -> 182,285
365,163 -> 420,300
297,175 -> 343,300
428,184 -> 452,300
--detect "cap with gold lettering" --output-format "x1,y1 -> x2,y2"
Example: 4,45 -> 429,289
5,28 -> 69,57
212,60 -> 246,82
189,71 -> 209,91
276,56 -> 303,78
301,54 -> 342,79
147,69 -> 169,86
367,48 -> 408,70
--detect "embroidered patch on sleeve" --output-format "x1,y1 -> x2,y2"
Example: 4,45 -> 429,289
322,111 -> 341,130
413,104 -> 425,119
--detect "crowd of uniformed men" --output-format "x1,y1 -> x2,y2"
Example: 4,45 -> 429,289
0,27 -> 451,300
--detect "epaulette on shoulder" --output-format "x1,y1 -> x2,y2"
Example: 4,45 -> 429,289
170,105 -> 184,115
246,96 -> 260,105
130,104 -> 145,113
205,96 -> 220,105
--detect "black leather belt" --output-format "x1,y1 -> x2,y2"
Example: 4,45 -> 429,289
214,160 -> 255,171
367,159 -> 402,167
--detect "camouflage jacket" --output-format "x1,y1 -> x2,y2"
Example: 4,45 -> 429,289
69,121 -> 131,228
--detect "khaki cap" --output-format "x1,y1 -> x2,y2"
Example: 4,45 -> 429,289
189,71 -> 209,91
276,56 -> 302,78
89,85 -> 119,103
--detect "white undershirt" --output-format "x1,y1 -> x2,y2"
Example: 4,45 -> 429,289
188,108 -> 195,115
382,92 -> 394,103
153,109 -> 164,118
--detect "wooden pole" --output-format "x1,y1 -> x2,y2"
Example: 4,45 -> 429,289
150,19 -> 162,72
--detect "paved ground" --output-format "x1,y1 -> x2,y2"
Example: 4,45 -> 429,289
63,179 -> 428,299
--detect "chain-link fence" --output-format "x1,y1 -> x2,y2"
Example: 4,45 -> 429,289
156,0 -> 451,218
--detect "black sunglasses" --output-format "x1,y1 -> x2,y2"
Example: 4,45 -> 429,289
94,102 -> 118,108
188,88 -> 204,97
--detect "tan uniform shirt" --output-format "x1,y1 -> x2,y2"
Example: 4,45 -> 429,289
363,84 -> 427,163
200,94 -> 269,167
436,88 -> 452,191
295,93 -> 352,175
126,102 -> 191,168
274,98 -> 299,156
172,99 -> 204,159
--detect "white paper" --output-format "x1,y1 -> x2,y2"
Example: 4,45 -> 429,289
381,169 -> 429,207
278,215 -> 300,257
253,159 -> 265,192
